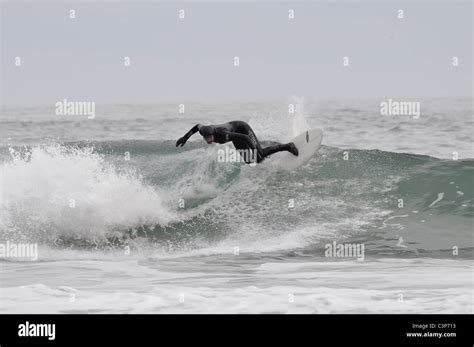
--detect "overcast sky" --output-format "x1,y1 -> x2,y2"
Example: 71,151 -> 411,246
1,1 -> 472,105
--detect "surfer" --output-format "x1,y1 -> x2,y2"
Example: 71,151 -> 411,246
175,120 -> 298,164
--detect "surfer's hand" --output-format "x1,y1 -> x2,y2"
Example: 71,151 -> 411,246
176,136 -> 187,147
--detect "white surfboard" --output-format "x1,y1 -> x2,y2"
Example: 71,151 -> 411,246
274,128 -> 323,171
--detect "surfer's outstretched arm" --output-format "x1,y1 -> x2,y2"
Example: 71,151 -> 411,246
176,124 -> 201,147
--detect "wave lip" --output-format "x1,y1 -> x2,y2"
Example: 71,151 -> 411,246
0,144 -> 177,245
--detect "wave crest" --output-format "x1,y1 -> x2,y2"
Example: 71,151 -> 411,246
0,144 -> 177,245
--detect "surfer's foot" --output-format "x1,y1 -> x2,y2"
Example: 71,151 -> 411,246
288,142 -> 299,156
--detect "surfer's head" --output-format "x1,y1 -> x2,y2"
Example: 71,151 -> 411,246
200,126 -> 215,144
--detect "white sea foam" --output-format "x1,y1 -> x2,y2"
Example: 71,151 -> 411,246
1,258 -> 472,314
0,145 -> 177,243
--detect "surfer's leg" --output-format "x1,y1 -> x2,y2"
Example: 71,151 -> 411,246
260,143 -> 298,160
236,124 -> 265,163
235,122 -> 298,163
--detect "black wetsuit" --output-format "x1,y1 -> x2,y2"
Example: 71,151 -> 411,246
176,121 -> 297,164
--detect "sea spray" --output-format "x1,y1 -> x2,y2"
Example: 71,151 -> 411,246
0,145 -> 177,244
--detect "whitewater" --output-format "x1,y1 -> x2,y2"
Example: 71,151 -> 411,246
0,97 -> 472,313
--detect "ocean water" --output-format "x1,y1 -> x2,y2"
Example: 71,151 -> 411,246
0,97 -> 472,313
